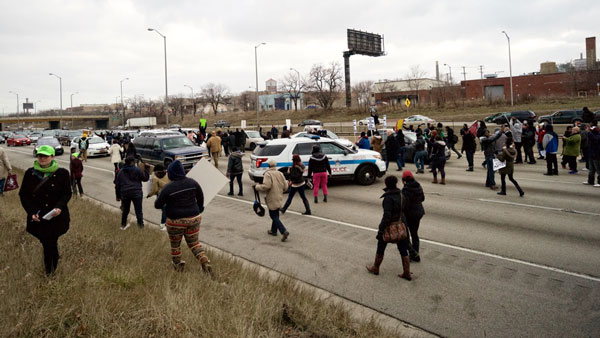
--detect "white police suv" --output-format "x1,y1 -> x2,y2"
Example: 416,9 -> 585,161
248,135 -> 386,185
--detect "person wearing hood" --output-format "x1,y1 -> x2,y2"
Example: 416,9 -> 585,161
461,125 -> 477,171
562,126 -> 581,174
481,128 -> 504,189
522,122 -> 536,164
366,175 -> 412,281
226,146 -> 244,196
155,160 -> 211,273
147,163 -> 171,231
509,117 -> 523,163
19,145 -> 72,276
115,156 -> 150,230
255,159 -> 290,241
445,126 -> 462,159
281,125 -> 291,139
371,131 -> 383,155
496,138 -> 524,196
413,133 -> 427,174
542,124 -> 559,176
281,154 -> 311,215
70,152 -> 84,197
430,135 -> 447,184
356,131 -> 370,150
401,171 -> 425,262
584,126 -> 600,186
307,144 -> 332,203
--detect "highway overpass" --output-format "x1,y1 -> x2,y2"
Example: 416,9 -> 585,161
0,115 -> 111,130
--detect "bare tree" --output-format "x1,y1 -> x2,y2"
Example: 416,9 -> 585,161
280,71 -> 306,111
201,83 -> 231,115
169,96 -> 187,119
406,65 -> 428,107
379,81 -> 398,110
352,80 -> 374,113
306,62 -> 343,110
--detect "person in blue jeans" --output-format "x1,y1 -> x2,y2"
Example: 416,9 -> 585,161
413,134 -> 427,173
480,129 -> 504,189
255,160 -> 290,242
115,156 -> 150,229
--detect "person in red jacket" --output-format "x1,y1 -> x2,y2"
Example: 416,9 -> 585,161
536,124 -> 546,160
70,152 -> 84,197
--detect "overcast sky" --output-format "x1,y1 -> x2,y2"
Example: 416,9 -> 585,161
1,0 -> 599,114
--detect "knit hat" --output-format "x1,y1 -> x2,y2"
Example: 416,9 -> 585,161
167,160 -> 186,180
402,170 -> 414,180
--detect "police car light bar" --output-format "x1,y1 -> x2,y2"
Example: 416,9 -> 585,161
302,134 -> 320,140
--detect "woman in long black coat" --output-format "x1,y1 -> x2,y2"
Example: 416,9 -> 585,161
19,145 -> 72,276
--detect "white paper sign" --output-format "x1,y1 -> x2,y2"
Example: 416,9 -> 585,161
383,115 -> 387,128
241,120 -> 246,129
492,158 -> 506,171
285,119 -> 291,130
186,157 -> 229,205
367,117 -> 376,131
353,120 -> 357,133
142,175 -> 153,197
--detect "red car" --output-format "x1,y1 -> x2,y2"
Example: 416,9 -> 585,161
7,134 -> 31,146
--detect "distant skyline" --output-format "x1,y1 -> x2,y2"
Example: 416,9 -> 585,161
1,0 -> 599,114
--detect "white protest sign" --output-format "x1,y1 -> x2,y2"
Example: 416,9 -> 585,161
186,157 -> 229,205
383,115 -> 387,128
285,119 -> 291,130
241,120 -> 246,129
492,158 -> 506,171
353,120 -> 357,133
367,117 -> 376,131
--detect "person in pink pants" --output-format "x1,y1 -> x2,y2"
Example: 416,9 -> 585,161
307,144 -> 332,203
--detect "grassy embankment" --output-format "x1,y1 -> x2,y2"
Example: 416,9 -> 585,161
0,169 -> 401,338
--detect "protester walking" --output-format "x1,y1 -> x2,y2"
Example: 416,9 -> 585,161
206,131 -> 222,168
462,125 -> 477,171
78,136 -> 89,162
563,126 -> 581,174
19,145 -> 72,276
430,135 -> 447,184
226,147 -> 244,196
124,140 -> 137,160
536,124 -> 546,160
255,160 -> 289,241
70,152 -> 84,197
154,160 -> 211,273
281,154 -> 311,215
108,139 -> 123,172
445,126 -> 462,159
0,146 -> 13,196
542,124 -> 559,176
496,138 -> 524,196
401,171 -> 425,262
385,130 -> 402,171
366,175 -> 412,281
481,129 -> 504,189
413,133 -> 427,174
397,129 -> 406,169
584,126 -> 600,186
147,163 -> 170,231
308,144 -> 331,203
115,156 -> 150,230
509,117 -> 523,164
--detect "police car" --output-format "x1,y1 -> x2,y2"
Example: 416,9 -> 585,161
248,135 -> 386,185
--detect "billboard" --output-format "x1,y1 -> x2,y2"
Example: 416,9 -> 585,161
347,29 -> 384,57
23,102 -> 34,109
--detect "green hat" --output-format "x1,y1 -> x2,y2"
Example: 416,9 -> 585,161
36,145 -> 55,156
72,152 -> 80,158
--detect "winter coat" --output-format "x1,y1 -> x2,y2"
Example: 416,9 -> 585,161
371,135 -> 383,153
155,177 -> 204,219
495,133 -> 507,154
288,163 -> 306,187
227,151 -> 244,175
147,172 -> 170,198
481,132 -> 502,157
356,136 -> 370,150
446,128 -> 457,145
415,138 -> 426,152
397,132 -> 406,147
402,180 -> 425,220
229,133 -> 236,148
255,167 -> 288,210
108,144 -> 123,163
307,152 -> 331,176
563,133 -> 581,157
497,147 -> 516,175
239,131 -> 247,148
583,109 -> 595,123
461,132 -> 477,153
19,167 -> 72,240
114,164 -> 150,199
125,142 -> 137,159
281,129 -> 291,139
0,147 -> 13,178
588,132 -> 600,160
542,133 -> 559,154
522,128 -> 535,146
70,157 -> 83,179
509,119 -> 523,143
385,134 -> 400,160
377,188 -> 402,239
206,135 -> 222,153
431,140 -> 447,161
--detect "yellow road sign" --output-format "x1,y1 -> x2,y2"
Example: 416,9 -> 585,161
404,98 -> 411,108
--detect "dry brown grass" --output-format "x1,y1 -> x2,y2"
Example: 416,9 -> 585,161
0,170 -> 403,338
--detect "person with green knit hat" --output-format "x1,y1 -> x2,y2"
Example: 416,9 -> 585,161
19,144 -> 72,276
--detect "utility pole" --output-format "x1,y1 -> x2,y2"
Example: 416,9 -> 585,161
461,66 -> 467,81
479,65 -> 485,100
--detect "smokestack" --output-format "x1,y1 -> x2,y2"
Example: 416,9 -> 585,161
586,37 -> 597,70
435,61 -> 440,81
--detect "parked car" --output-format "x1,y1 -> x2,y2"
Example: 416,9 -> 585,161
291,130 -> 353,148
484,112 -> 503,123
298,119 -> 322,127
133,133 -> 206,170
71,136 -> 110,157
305,104 -> 318,109
0,135 -> 5,144
357,117 -> 372,126
214,120 -> 231,128
33,137 -> 64,156
6,134 -> 31,146
402,115 -> 436,128
59,130 -> 83,146
28,132 -> 43,143
243,130 -> 264,151
490,110 -> 537,125
538,109 -> 584,125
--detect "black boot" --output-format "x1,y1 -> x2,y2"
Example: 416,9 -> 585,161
314,196 -> 318,204
323,195 -> 327,203
302,199 -> 311,215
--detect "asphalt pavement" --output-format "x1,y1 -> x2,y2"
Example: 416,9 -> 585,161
3,144 -> 599,338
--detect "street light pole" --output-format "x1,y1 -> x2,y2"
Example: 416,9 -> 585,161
255,42 -> 266,127
49,72 -> 63,128
70,92 -> 78,127
120,77 -> 129,126
502,31 -> 514,106
184,85 -> 195,114
290,67 -> 300,110
35,100 -> 41,114
443,64 -> 452,84
8,91 -> 19,128
148,28 -> 169,125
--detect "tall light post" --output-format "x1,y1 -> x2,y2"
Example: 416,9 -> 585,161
443,64 -> 452,84
35,100 -> 41,114
255,42 -> 266,127
120,77 -> 129,126
290,67 -> 300,110
502,30 -> 514,106
49,73 -> 63,110
8,91 -> 19,128
148,28 -> 169,125
184,85 -> 195,115
70,92 -> 78,127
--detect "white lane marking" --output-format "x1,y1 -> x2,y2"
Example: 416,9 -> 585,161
217,194 -> 600,283
4,147 -> 114,173
478,198 -> 600,217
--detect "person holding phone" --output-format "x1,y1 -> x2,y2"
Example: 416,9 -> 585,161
19,145 -> 72,276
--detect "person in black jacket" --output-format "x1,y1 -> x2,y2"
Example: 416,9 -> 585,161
155,160 -> 211,273
401,171 -> 425,262
462,126 -> 477,171
226,147 -> 244,196
307,144 -> 331,203
281,154 -> 311,215
19,145 -> 72,276
413,134 -> 427,174
124,140 -> 137,160
445,126 -> 462,159
366,176 -> 412,280
115,156 -> 150,230
385,130 -> 402,170
582,106 -> 594,124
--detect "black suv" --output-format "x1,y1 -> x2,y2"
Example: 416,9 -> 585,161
133,132 -> 206,170
538,109 -> 584,125
491,110 -> 537,125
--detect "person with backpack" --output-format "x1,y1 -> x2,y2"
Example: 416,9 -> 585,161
147,163 -> 170,231
226,146 -> 244,196
401,171 -> 425,263
281,154 -> 311,215
255,160 -> 289,241
78,137 -> 89,162
115,156 -> 150,230
445,126 -> 462,159
307,144 -> 331,203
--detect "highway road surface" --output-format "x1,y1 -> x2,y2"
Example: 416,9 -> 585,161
3,143 -> 599,338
